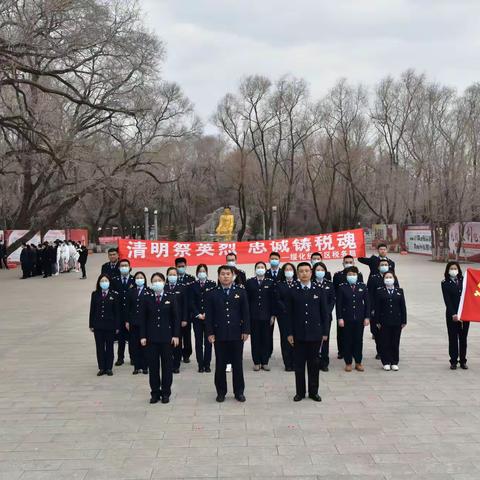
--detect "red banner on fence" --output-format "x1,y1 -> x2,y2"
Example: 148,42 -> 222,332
458,268 -> 480,322
118,229 -> 365,267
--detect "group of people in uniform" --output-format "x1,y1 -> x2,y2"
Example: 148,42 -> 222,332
88,243 -> 420,404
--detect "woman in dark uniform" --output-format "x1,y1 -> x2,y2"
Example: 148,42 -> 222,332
375,271 -> 407,371
89,274 -> 120,376
190,264 -> 216,373
441,261 -> 469,370
141,273 -> 180,404
127,271 -> 149,375
273,263 -> 298,371
312,262 -> 335,371
246,261 -> 274,371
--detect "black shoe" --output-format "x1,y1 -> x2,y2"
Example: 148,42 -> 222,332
97,370 -> 105,376
235,394 -> 246,402
149,395 -> 159,404
142,369 -> 148,375
173,368 -> 180,374
460,363 -> 468,370
337,353 -> 343,360
115,359 -> 124,366
204,366 -> 211,373
375,354 -> 381,360
309,393 -> 322,402
293,394 -> 304,402
106,370 -> 113,376
450,364 -> 457,370
132,369 -> 140,375
216,395 -> 225,403
161,396 -> 170,404
183,357 -> 190,364
198,367 -> 205,373
320,366 -> 329,372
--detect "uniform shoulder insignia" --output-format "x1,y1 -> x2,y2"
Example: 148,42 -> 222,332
441,279 -> 446,283
238,284 -> 245,289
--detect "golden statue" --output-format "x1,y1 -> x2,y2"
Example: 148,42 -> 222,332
216,207 -> 235,241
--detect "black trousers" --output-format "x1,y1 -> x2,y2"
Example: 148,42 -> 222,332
370,319 -> 380,355
337,322 -> 344,356
379,325 -> 402,365
342,322 -> 364,365
117,324 -> 130,362
214,340 -> 245,396
193,319 -> 212,368
251,318 -> 271,365
42,262 -> 52,277
277,316 -> 294,369
80,262 -> 87,278
181,322 -> 192,360
94,329 -> 114,371
269,321 -> 275,357
147,342 -> 173,397
129,325 -> 147,370
446,317 -> 469,365
320,319 -> 333,367
0,256 -> 8,269
294,340 -> 322,397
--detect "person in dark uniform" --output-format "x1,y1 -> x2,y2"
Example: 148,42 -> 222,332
358,243 -> 395,278
174,257 -> 194,363
101,248 -> 120,277
312,262 -> 335,372
190,264 -> 216,373
225,252 -> 247,286
265,252 -> 283,357
286,262 -> 329,402
0,241 -> 8,269
78,245 -> 88,279
206,265 -> 250,402
310,253 -> 332,280
273,263 -> 298,371
246,262 -> 275,371
165,267 -> 188,374
141,273 -> 180,404
89,274 -> 120,376
111,259 -> 135,366
127,271 -> 149,375
441,261 -> 469,370
375,271 -> 407,371
41,242 -> 53,278
336,266 -> 370,372
368,259 -> 399,359
20,244 -> 32,278
333,255 -> 364,359
35,244 -> 43,276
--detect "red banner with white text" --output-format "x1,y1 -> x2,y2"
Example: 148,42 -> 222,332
458,269 -> 480,322
118,229 -> 365,267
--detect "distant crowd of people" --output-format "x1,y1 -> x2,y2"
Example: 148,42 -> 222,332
16,240 -> 89,279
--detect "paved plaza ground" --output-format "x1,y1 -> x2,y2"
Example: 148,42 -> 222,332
1,252 -> 480,479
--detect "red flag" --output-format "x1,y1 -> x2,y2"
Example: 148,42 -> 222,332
458,268 -> 480,322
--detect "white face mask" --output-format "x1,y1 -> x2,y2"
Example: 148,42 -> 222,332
227,260 -> 236,267
384,278 -> 395,287
256,267 -> 266,277
449,269 -> 458,278
151,281 -> 165,293
284,270 -> 294,280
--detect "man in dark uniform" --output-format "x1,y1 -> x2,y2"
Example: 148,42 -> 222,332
332,255 -> 364,359
174,257 -> 195,363
206,265 -> 250,403
286,262 -> 329,402
358,243 -> 395,279
265,251 -> 284,358
336,266 -> 370,372
225,252 -> 247,286
111,259 -> 135,366
367,259 -> 399,359
101,248 -> 120,277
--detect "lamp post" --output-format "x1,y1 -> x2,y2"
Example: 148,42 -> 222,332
272,205 -> 278,239
144,207 -> 149,240
153,210 -> 158,240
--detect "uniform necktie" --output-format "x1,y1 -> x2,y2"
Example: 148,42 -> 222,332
351,285 -> 355,292
224,288 -> 230,296
156,295 -> 161,304
273,271 -> 277,278
138,287 -> 142,296
303,285 -> 308,291
123,277 -> 127,286
102,291 -> 107,299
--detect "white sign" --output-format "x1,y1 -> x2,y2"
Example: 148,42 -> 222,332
43,229 -> 66,243
405,228 -> 432,255
7,230 -> 41,262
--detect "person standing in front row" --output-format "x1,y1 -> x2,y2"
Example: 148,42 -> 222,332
246,262 -> 275,371
190,264 -> 216,373
286,262 -> 329,402
336,266 -> 370,372
127,271 -> 149,375
206,265 -> 250,403
375,271 -> 407,371
441,261 -> 469,370
141,273 -> 180,404
89,274 -> 120,376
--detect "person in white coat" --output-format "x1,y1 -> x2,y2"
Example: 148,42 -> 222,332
57,242 -> 70,273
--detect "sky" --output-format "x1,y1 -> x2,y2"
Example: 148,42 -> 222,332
140,0 -> 480,133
